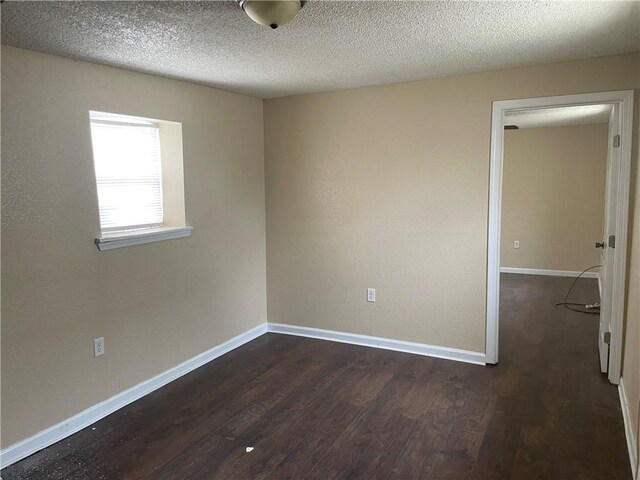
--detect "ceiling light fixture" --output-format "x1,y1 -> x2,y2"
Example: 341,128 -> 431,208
237,0 -> 304,29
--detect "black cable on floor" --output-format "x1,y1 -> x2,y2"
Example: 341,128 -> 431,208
554,265 -> 602,315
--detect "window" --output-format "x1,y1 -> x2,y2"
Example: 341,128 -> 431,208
89,111 -> 191,250
90,115 -> 163,231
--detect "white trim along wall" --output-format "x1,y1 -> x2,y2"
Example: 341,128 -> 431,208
268,323 -> 485,365
0,324 -> 269,469
499,267 -> 600,279
0,322 -> 485,468
619,379 -> 638,479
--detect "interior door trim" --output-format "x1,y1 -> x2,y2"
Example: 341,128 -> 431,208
485,90 -> 634,386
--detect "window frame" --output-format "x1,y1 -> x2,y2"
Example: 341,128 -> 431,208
89,111 -> 191,251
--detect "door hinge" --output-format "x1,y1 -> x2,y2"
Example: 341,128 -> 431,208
608,235 -> 615,248
613,134 -> 620,148
604,332 -> 611,345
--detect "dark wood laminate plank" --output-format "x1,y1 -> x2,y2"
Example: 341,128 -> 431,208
341,414 -> 420,480
6,334 -> 304,479
259,350 -> 402,479
68,335 -> 312,478
2,275 -> 632,480
471,395 -> 528,479
198,345 -> 370,479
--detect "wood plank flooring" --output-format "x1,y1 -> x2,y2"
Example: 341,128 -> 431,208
2,274 -> 631,479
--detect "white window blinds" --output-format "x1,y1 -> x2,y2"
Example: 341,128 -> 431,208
90,115 -> 164,232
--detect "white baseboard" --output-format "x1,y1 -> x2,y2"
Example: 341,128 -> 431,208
500,267 -> 600,279
1,321 -> 486,469
619,378 -> 638,479
267,323 -> 486,366
0,323 -> 268,469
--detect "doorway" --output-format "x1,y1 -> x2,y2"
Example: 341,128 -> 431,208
486,90 -> 634,384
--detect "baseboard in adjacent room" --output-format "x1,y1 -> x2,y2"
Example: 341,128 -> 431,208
619,379 -> 639,479
0,323 -> 268,469
500,267 -> 600,279
267,323 -> 486,366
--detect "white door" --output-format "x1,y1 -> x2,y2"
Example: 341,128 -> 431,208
598,105 -> 620,373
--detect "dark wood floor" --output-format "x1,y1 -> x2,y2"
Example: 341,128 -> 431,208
3,274 -> 631,479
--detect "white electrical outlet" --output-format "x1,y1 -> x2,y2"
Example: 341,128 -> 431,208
513,240 -> 520,249
94,337 -> 105,357
367,288 -> 376,303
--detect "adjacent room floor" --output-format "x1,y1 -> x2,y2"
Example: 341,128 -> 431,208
2,274 -> 631,479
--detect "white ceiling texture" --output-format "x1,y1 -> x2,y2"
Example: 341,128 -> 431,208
2,1 -> 639,99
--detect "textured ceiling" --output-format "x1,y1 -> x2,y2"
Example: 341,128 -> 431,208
2,1 -> 639,99
505,104 -> 613,129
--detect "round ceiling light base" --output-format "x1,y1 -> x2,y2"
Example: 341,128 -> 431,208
237,0 -> 303,29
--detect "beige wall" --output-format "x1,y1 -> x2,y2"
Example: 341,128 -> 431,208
501,124 -> 608,272
265,52 -> 639,469
1,47 -> 267,447
264,53 -> 639,355
3,45 -> 639,463
621,118 -> 640,475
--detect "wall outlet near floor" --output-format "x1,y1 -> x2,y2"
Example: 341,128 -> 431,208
367,288 -> 376,303
94,337 -> 105,357
513,240 -> 520,249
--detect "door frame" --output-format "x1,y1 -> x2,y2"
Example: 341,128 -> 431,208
485,90 -> 634,384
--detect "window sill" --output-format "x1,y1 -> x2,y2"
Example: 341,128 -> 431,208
95,226 -> 193,251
